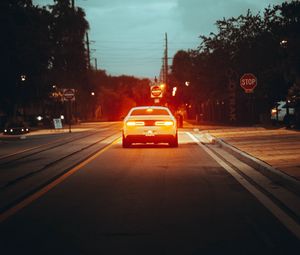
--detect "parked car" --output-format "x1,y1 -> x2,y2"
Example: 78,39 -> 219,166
271,101 -> 295,124
3,121 -> 30,135
122,106 -> 178,147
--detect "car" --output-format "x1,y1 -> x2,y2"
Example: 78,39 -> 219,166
271,101 -> 295,124
3,121 -> 30,135
122,106 -> 178,148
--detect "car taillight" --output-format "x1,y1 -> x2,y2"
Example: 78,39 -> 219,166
271,108 -> 281,115
126,121 -> 145,126
155,121 -> 174,126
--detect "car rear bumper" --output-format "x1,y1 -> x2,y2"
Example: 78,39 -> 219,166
125,134 -> 176,143
124,126 -> 176,136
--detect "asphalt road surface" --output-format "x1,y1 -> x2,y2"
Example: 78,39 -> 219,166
1,130 -> 299,255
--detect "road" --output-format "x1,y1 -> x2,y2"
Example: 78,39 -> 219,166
1,123 -> 300,254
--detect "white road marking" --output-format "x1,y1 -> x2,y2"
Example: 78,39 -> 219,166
186,131 -> 300,240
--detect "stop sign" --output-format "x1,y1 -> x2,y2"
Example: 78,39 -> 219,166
63,89 -> 75,100
240,73 -> 257,93
151,85 -> 162,98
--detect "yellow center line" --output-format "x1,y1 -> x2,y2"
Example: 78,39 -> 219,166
0,137 -> 121,223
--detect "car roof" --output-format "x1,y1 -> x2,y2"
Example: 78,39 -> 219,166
130,106 -> 170,110
127,106 -> 173,116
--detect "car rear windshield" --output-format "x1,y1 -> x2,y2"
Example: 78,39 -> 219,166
130,109 -> 170,116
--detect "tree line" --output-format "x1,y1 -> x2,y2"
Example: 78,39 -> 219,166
170,1 -> 300,125
2,1 -> 299,127
0,0 -> 150,127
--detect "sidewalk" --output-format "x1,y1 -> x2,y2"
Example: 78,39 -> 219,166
0,122 -> 114,141
184,121 -> 300,182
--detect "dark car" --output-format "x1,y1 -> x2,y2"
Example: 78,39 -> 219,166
3,121 -> 30,135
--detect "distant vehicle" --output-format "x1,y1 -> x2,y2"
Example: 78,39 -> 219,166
271,101 -> 295,123
122,106 -> 178,148
3,121 -> 30,135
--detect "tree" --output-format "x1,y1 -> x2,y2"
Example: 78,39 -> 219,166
48,0 -> 89,120
171,2 -> 300,124
49,0 -> 89,88
0,0 -> 52,124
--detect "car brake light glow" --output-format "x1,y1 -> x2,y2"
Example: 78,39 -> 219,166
271,109 -> 277,114
126,121 -> 145,126
155,121 -> 174,126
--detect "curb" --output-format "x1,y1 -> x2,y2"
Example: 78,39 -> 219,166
0,135 -> 27,141
212,135 -> 300,196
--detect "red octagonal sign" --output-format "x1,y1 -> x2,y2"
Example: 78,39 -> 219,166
63,88 -> 75,100
151,85 -> 162,98
240,73 -> 257,93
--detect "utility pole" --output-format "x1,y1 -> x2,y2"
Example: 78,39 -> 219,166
86,32 -> 91,70
71,0 -> 75,9
160,59 -> 164,82
164,32 -> 168,86
94,58 -> 98,70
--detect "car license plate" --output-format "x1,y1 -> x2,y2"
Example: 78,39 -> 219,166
145,130 -> 155,136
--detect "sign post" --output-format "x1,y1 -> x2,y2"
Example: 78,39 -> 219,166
240,73 -> 257,123
63,89 -> 75,133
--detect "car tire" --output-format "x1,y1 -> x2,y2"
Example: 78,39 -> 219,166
122,134 -> 131,148
169,133 -> 178,147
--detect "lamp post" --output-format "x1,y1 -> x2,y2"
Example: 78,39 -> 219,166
280,39 -> 291,127
16,74 -> 27,121
90,91 -> 96,120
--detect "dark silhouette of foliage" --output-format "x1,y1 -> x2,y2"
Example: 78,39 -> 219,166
0,0 -> 52,124
0,0 -> 92,126
171,1 -> 300,124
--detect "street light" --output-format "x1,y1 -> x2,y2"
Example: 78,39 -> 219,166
280,39 -> 288,48
20,74 -> 26,82
91,92 -> 95,96
159,84 -> 166,90
172,87 -> 177,96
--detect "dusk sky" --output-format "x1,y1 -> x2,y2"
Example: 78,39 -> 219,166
33,0 -> 285,79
